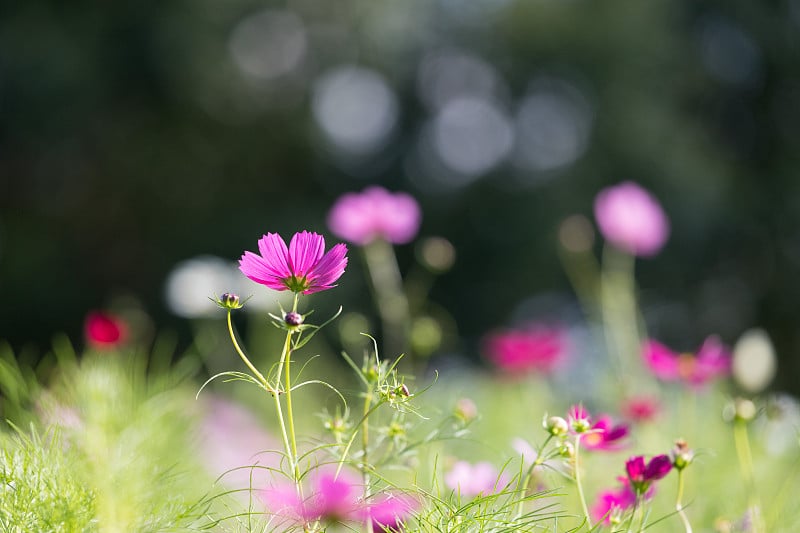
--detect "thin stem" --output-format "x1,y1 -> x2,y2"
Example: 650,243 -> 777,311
515,434 -> 554,518
226,311 -> 269,388
734,420 -> 764,533
283,293 -> 302,487
573,435 -> 592,529
625,495 -> 640,533
361,386 -> 374,533
675,470 -> 693,533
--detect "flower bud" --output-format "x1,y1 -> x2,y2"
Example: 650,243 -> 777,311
670,439 -> 694,470
215,292 -> 244,310
724,398 -> 757,423
558,441 -> 575,459
397,384 -> 411,397
284,311 -> 304,327
544,415 -> 569,437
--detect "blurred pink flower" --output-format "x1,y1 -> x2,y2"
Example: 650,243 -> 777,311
593,181 -> 670,257
482,325 -> 565,375
643,336 -> 732,387
84,311 -> 128,349
620,396 -> 661,423
327,186 -> 422,246
239,231 -> 348,294
592,477 -> 637,525
625,454 -> 672,495
444,461 -> 508,497
567,404 -> 592,434
196,396 -> 280,489
581,415 -> 630,452
262,470 -> 415,531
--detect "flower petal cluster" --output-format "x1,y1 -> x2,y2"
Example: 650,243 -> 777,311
593,181 -> 670,257
591,477 -> 638,525
444,461 -> 508,497
482,324 -> 565,375
239,231 -> 348,294
625,454 -> 672,495
643,336 -> 732,387
263,471 -> 415,531
620,396 -> 661,423
328,186 -> 422,245
582,415 -> 630,451
84,311 -> 128,349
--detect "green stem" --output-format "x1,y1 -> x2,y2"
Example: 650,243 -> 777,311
363,239 -> 410,364
361,386 -> 374,533
675,470 -> 692,533
734,420 -> 764,533
573,435 -> 592,529
516,434 -> 554,517
625,495 -> 640,533
282,293 -> 302,487
226,311 -> 269,388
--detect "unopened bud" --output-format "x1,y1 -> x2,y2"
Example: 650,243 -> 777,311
544,415 -> 569,437
216,292 -> 244,310
397,384 -> 410,397
284,311 -> 304,327
454,398 -> 478,423
670,439 -> 694,470
559,441 -> 575,459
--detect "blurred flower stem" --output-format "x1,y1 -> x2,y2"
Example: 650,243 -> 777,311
573,435 -> 592,529
600,244 -> 647,396
362,239 -> 410,365
675,469 -> 692,533
733,419 -> 764,533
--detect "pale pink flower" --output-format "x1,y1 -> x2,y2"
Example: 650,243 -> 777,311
567,404 -> 592,434
328,186 -> 422,245
482,325 -> 564,375
593,181 -> 670,257
643,336 -> 731,387
84,311 -> 128,349
239,231 -> 348,294
444,461 -> 508,497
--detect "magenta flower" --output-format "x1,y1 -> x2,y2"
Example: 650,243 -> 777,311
582,415 -> 630,452
592,477 -> 637,525
84,311 -> 128,349
593,181 -> 670,257
444,461 -> 508,497
625,454 -> 672,495
364,493 -> 418,532
482,325 -> 565,375
643,336 -> 732,387
327,186 -> 422,245
239,231 -> 348,295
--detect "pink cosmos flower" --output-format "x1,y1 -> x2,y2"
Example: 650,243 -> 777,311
567,404 -> 592,434
643,336 -> 732,387
620,396 -> 661,423
239,231 -> 348,295
482,325 -> 565,375
581,415 -> 630,452
625,454 -> 672,495
327,186 -> 422,246
262,471 -> 415,530
592,477 -> 638,525
84,311 -> 128,349
593,181 -> 670,257
444,461 -> 508,497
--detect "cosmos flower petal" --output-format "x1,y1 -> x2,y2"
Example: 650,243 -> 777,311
288,231 -> 326,278
256,233 -> 292,278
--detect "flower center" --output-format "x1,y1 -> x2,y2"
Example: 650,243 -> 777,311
677,353 -> 697,380
284,275 -> 310,293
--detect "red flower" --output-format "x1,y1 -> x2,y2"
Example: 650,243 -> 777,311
84,311 -> 127,349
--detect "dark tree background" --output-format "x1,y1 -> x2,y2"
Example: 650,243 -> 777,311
2,0 -> 800,392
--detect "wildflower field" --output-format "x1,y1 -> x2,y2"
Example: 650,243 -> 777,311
2,184 -> 798,533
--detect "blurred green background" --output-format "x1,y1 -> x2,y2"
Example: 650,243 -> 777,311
2,0 -> 800,391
